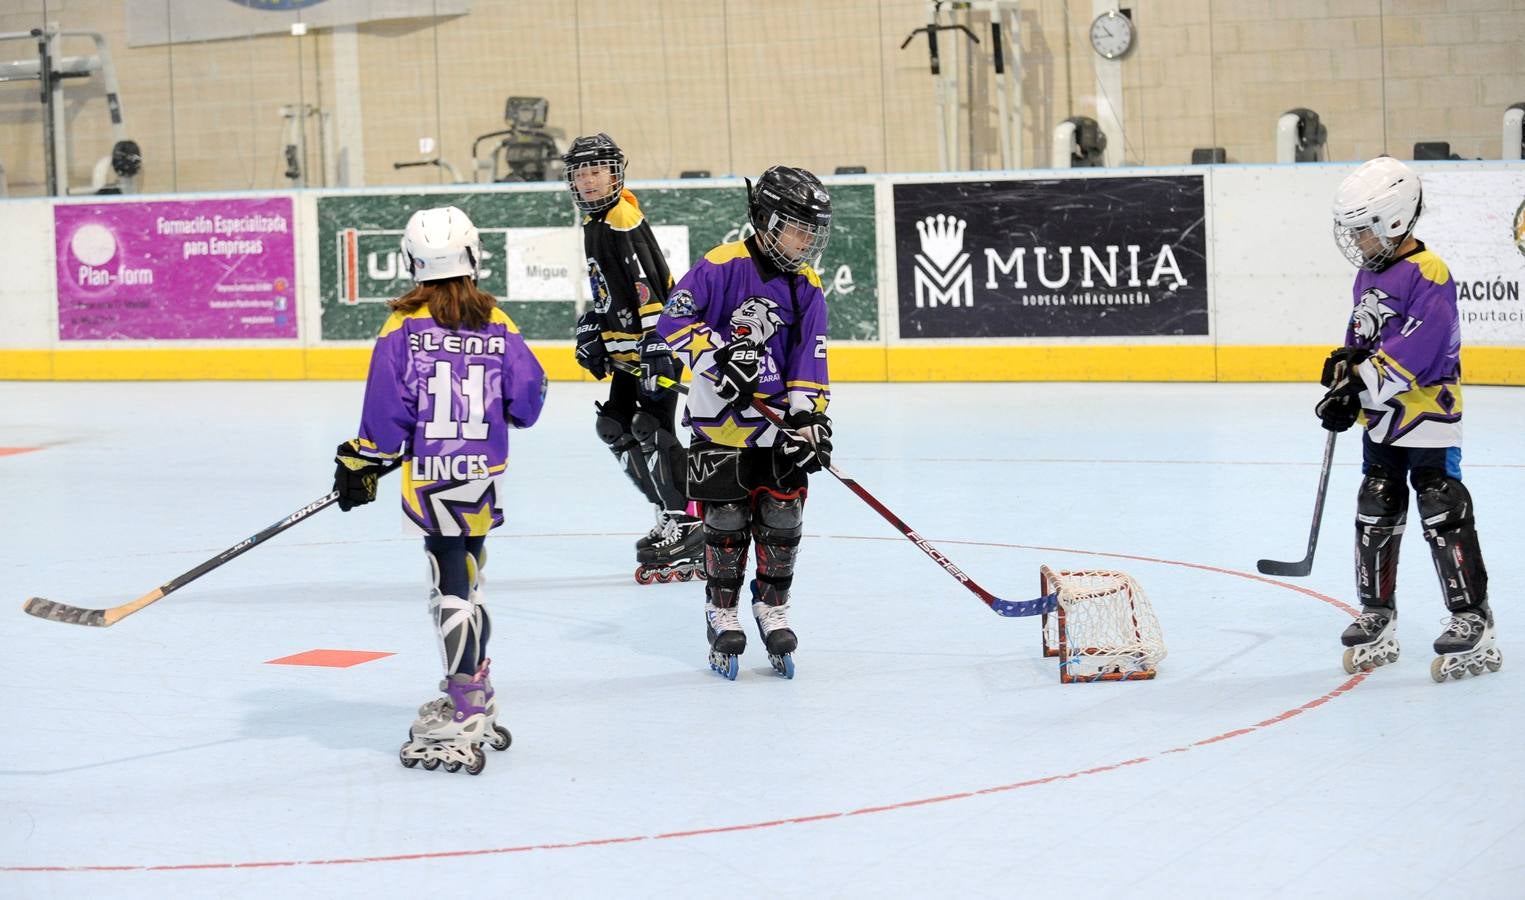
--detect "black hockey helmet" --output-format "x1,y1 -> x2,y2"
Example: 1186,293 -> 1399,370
747,165 -> 831,273
562,133 -> 625,214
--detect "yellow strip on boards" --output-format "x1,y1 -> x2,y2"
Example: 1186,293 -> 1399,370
2,344 -> 1522,385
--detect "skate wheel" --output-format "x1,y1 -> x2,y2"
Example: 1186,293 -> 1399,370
770,653 -> 795,680
422,757 -> 442,771
1430,657 -> 1449,683
634,567 -> 655,585
399,750 -> 419,769
1342,648 -> 1358,675
676,569 -> 695,582
489,725 -> 512,751
656,570 -> 675,584
467,747 -> 487,776
444,760 -> 462,774
709,653 -> 739,681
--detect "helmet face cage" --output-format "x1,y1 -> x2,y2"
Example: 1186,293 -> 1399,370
564,157 -> 625,214
562,134 -> 626,214
401,206 -> 481,283
1333,220 -> 1399,271
750,166 -> 832,273
756,209 -> 831,273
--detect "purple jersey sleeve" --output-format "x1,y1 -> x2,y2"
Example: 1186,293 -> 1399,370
783,279 -> 830,415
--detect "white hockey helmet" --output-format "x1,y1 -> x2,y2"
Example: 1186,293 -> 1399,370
1332,156 -> 1423,271
400,206 -> 481,282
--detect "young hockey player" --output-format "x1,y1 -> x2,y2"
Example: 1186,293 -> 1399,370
1317,156 -> 1500,682
332,206 -> 547,773
564,133 -> 702,584
655,165 -> 834,679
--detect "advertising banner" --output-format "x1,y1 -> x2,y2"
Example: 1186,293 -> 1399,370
893,175 -> 1208,338
316,184 -> 877,342
127,0 -> 472,48
55,197 -> 297,340
1418,170 -> 1525,345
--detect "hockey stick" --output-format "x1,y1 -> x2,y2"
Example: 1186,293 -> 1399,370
616,362 -> 1056,617
1256,431 -> 1338,577
23,465 -> 399,627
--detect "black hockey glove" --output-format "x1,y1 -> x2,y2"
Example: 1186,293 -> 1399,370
1320,346 -> 1372,388
1315,346 -> 1369,433
333,440 -> 386,511
574,309 -> 611,380
637,331 -> 680,398
777,410 -> 833,474
712,339 -> 761,409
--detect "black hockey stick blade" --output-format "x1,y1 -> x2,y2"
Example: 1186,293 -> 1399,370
1255,557 -> 1314,578
1256,431 -> 1338,578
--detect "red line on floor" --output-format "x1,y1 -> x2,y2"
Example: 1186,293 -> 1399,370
0,545 -> 1364,874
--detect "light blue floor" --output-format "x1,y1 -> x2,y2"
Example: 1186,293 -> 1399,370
2,380 -> 1522,899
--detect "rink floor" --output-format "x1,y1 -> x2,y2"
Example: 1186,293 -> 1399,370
2,380 -> 1522,899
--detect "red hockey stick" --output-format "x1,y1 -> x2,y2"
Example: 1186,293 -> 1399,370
617,362 -> 1056,617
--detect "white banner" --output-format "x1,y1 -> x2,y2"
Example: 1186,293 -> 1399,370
1419,170 -> 1525,345
127,0 -> 471,48
505,226 -> 690,303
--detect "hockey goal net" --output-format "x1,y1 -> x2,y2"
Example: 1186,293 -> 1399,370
1040,565 -> 1166,683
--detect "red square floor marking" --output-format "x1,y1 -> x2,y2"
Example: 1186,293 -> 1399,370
0,447 -> 40,457
266,649 -> 395,668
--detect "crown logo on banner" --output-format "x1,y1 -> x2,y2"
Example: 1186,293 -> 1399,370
912,213 -> 973,308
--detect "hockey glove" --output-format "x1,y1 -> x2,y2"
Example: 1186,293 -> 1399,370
1320,346 -> 1372,388
712,339 -> 761,409
333,440 -> 386,511
777,410 -> 833,474
1315,346 -> 1369,433
637,331 -> 680,398
574,309 -> 611,380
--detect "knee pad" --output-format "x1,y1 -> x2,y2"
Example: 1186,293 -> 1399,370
595,405 -> 636,452
633,411 -> 687,509
1414,472 -> 1488,612
465,544 -> 491,654
1356,472 -> 1406,522
1354,474 -> 1405,607
426,547 -> 482,676
1414,470 -> 1473,529
753,491 -> 804,604
630,410 -> 661,451
703,501 -> 751,605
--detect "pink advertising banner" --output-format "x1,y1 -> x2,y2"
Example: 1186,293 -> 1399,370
55,197 -> 297,341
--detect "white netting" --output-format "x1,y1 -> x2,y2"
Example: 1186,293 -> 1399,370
1040,566 -> 1166,682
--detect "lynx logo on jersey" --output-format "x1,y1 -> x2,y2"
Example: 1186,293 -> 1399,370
730,296 -> 784,343
1352,287 -> 1400,342
665,288 -> 696,318
912,214 -> 973,308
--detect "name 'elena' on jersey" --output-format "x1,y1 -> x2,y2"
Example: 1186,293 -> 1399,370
1345,244 -> 1463,448
656,239 -> 830,448
355,306 -> 546,536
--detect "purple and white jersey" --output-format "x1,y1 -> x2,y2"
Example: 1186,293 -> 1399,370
355,305 -> 546,535
656,239 -> 830,447
1344,242 -> 1463,448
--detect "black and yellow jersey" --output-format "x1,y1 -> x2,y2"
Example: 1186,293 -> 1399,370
579,189 -> 674,363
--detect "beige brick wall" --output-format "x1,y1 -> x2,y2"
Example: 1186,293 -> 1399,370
1,0 -> 1520,196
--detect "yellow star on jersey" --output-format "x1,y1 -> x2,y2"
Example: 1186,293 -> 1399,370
811,393 -> 829,414
697,410 -> 764,447
680,328 -> 715,365
461,498 -> 498,536
1391,384 -> 1462,434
